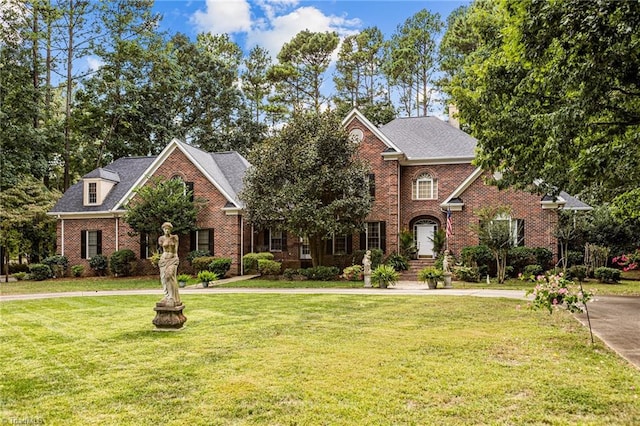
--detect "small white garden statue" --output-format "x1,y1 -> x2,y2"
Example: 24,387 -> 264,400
442,249 -> 453,288
363,250 -> 372,288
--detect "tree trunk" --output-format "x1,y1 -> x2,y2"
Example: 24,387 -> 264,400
309,235 -> 324,267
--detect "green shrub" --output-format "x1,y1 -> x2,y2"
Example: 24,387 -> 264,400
299,266 -> 340,281
342,265 -> 363,281
566,250 -> 584,267
29,264 -> 51,281
89,255 -> 108,276
384,252 -> 408,271
566,265 -> 587,282
187,250 -> 210,263
282,268 -> 299,280
533,247 -> 553,270
71,265 -> 84,277
243,252 -> 275,273
109,249 -> 136,277
461,245 -> 493,276
8,263 -> 29,274
508,247 -> 536,275
42,255 -> 69,278
453,266 -> 480,282
208,258 -> 232,278
258,259 -> 281,276
522,264 -> 544,279
13,272 -> 28,281
191,256 -> 216,273
594,267 -> 621,283
371,264 -> 400,288
177,274 -> 192,283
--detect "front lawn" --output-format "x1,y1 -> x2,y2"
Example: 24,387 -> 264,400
0,276 -> 161,295
1,294 -> 639,425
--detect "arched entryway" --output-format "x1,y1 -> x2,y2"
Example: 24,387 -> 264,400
411,217 -> 441,258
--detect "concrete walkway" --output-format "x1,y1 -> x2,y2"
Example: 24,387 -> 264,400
2,278 -> 638,370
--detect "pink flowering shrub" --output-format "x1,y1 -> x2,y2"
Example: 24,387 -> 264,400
612,249 -> 640,272
526,274 -> 593,314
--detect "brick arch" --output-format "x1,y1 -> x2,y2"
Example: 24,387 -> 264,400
409,167 -> 439,181
409,215 -> 442,230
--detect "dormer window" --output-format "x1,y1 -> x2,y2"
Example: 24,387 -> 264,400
82,168 -> 120,206
88,182 -> 97,204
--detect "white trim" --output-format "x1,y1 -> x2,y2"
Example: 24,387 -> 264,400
440,167 -> 484,209
115,217 -> 119,251
60,218 -> 65,256
47,211 -> 125,219
342,109 -> 403,153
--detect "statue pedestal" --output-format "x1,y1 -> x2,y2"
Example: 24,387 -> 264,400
364,275 -> 372,288
153,303 -> 187,330
443,272 -> 453,289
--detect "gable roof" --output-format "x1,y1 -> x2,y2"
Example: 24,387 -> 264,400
49,140 -> 250,216
378,116 -> 477,163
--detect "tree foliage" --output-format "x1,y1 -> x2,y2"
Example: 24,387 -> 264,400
472,205 -> 514,284
241,111 -> 372,266
441,0 -> 640,207
123,177 -> 202,236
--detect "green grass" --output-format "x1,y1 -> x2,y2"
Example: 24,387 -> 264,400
2,274 -> 639,296
2,294 -> 639,425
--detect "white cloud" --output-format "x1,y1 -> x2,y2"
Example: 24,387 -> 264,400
191,0 -> 361,60
192,0 -> 252,34
86,56 -> 105,72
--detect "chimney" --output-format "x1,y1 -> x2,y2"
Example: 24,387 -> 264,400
448,104 -> 460,129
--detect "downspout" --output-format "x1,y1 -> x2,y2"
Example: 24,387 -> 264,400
397,161 -> 401,253
240,215 -> 244,276
60,216 -> 64,256
115,216 -> 119,251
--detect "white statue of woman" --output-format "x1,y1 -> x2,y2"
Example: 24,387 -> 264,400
158,222 -> 180,306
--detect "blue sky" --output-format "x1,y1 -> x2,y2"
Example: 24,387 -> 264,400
153,0 -> 470,59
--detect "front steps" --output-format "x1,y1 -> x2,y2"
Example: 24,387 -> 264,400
401,258 -> 436,281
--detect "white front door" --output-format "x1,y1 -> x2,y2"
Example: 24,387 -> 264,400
416,224 -> 436,258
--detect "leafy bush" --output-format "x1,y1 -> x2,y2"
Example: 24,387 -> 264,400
89,255 -> 108,276
565,265 -> 587,282
13,272 -> 28,281
522,264 -> 544,279
533,248 -> 553,270
371,264 -> 400,288
508,247 -> 536,275
460,245 -> 493,276
71,265 -> 84,277
342,265 -> 363,281
282,268 -> 300,280
197,270 -> 218,284
258,259 -> 281,276
42,255 -> 69,278
527,274 -> 592,314
109,249 -> 137,277
299,266 -> 340,281
8,263 -> 29,274
187,250 -> 211,263
191,256 -> 216,273
384,252 -> 408,271
208,258 -> 232,278
566,250 -> 584,267
177,274 -> 192,283
243,252 -> 275,273
353,249 -> 384,269
453,266 -> 480,282
29,264 -> 51,281
594,267 -> 621,283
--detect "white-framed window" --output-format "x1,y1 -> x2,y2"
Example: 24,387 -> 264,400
366,222 -> 381,250
88,182 -> 97,204
300,237 -> 311,259
270,230 -> 284,252
490,215 -> 525,247
190,229 -> 213,254
412,174 -> 437,200
81,230 -> 102,259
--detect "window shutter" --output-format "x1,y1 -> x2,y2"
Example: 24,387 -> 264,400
359,231 -> 366,250
140,233 -> 148,259
96,230 -> 102,255
190,231 -> 196,251
282,231 -> 287,251
81,231 -> 87,259
380,222 -> 386,253
368,174 -> 375,197
517,219 -> 525,247
186,182 -> 194,202
325,238 -> 333,255
346,234 -> 353,254
208,229 -> 214,255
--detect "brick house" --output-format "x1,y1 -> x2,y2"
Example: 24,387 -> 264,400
49,109 -> 590,275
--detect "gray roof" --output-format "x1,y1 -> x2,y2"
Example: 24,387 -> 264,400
178,142 -> 250,207
379,116 -> 476,160
50,156 -> 155,213
542,191 -> 593,211
82,167 -> 120,182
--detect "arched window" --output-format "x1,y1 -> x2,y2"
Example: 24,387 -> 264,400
412,174 -> 437,200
